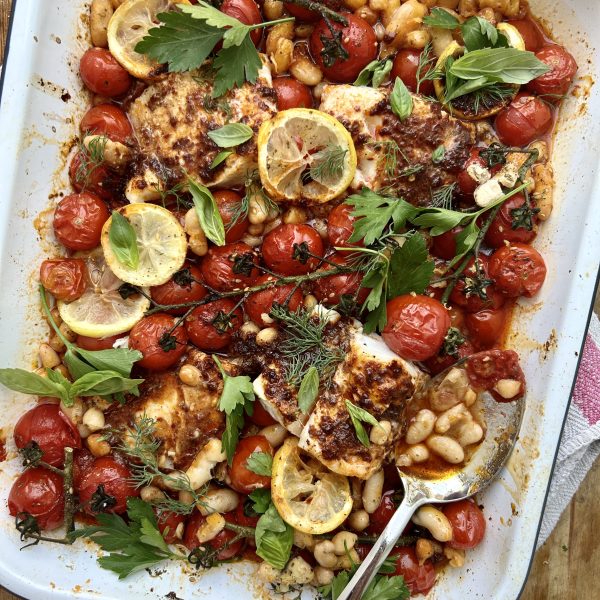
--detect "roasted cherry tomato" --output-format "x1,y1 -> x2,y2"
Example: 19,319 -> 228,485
310,15 -> 378,83
184,510 -> 245,559
14,403 -> 81,467
53,192 -> 110,251
150,263 -> 207,315
213,190 -> 250,243
466,349 -> 525,402
185,298 -> 243,351
39,258 -> 87,302
465,307 -> 508,349
527,45 -> 578,98
76,334 -> 121,350
283,0 -> 321,21
495,94 -> 553,147
327,203 -> 361,249
73,448 -> 95,491
450,256 -> 504,313
79,48 -> 131,97
272,77 -> 313,110
366,490 -> 397,535
221,0 -> 262,45
78,456 -> 138,515
391,48 -> 434,95
422,337 -> 475,375
245,274 -> 303,327
382,295 -> 451,361
68,151 -> 114,201
235,497 -> 261,528
508,19 -> 544,52
156,509 -> 187,544
457,148 -> 487,196
262,223 -> 324,275
201,242 -> 259,291
8,467 -> 65,530
484,193 -> 538,248
248,401 -> 277,427
430,226 -> 464,260
80,104 -> 133,144
129,313 -> 188,370
312,253 -> 367,307
229,435 -> 273,494
443,499 -> 486,550
391,547 -> 436,596
488,243 -> 547,298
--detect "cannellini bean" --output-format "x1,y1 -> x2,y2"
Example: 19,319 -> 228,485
290,57 -> 323,87
463,388 -> 477,407
78,424 -> 91,439
479,0 -> 520,18
90,0 -> 113,48
248,193 -> 271,225
248,223 -> 264,236
407,443 -> 430,463
185,207 -> 202,235
355,5 -> 378,24
87,432 -> 111,457
199,488 -> 240,515
348,510 -> 370,532
196,513 -> 226,543
456,421 -> 484,447
444,545 -> 465,567
351,478 -> 363,509
430,26 -> 454,57
39,343 -> 60,369
256,327 -> 279,346
406,409 -> 436,444
345,0 -> 367,9
283,206 -> 307,225
53,365 -> 71,380
362,469 -> 384,513
313,566 -> 335,586
405,28 -> 431,49
270,38 -> 294,74
61,397 -> 84,425
263,0 -> 284,20
240,321 -> 260,336
369,0 -> 387,10
82,407 -> 105,432
259,423 -> 287,447
332,531 -> 358,555
412,505 -> 453,542
313,82 -> 327,101
370,420 -> 392,445
295,24 -> 314,38
529,140 -> 548,163
427,435 -> 465,464
494,378 -> 522,400
458,0 -> 477,17
179,364 -> 202,387
49,334 -> 66,353
384,0 -> 427,48
293,530 -> 315,549
313,540 -> 338,568
434,403 -> 471,434
532,163 -> 554,221
303,294 -> 318,310
140,485 -> 166,503
415,538 -> 442,564
59,322 -> 77,342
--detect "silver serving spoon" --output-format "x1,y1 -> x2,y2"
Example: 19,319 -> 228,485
336,386 -> 525,600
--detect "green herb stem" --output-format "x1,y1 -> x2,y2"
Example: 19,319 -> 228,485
63,447 -> 76,534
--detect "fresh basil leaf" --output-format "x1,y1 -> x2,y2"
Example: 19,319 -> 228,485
354,60 -> 379,86
207,123 -> 254,148
0,368 -> 69,403
354,59 -> 392,88
431,145 -> 445,163
69,370 -> 144,399
461,16 -> 498,51
246,451 -> 273,476
255,504 -> 293,570
345,400 -> 380,448
210,149 -> 233,169
423,7 -> 459,29
390,77 -> 413,121
449,47 -> 550,84
298,366 -> 319,414
109,211 -> 139,270
249,489 -> 272,514
188,178 -> 226,246
387,233 -> 435,298
63,349 -> 95,379
373,60 -> 393,88
444,76 -> 491,103
75,347 -> 142,378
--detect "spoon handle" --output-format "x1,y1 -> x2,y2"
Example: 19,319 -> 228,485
336,484 -> 427,600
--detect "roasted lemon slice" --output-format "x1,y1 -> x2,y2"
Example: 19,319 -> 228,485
107,0 -> 191,79
271,438 -> 352,534
101,203 -> 187,286
58,249 -> 150,338
257,108 -> 357,203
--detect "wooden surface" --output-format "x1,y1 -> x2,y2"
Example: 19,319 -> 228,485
0,2 -> 599,599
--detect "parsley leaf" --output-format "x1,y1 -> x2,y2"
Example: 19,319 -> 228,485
249,489 -> 272,514
255,503 -> 293,570
297,366 -> 319,414
387,233 -> 435,298
423,7 -> 460,29
246,451 -> 273,476
345,400 -> 381,447
390,77 -> 413,121
211,34 -> 263,97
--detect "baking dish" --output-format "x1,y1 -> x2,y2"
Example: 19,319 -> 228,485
0,0 -> 598,598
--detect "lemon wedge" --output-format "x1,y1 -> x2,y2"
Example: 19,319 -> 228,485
101,203 -> 187,287
257,108 -> 357,203
58,249 -> 150,338
271,438 -> 352,534
107,0 -> 191,79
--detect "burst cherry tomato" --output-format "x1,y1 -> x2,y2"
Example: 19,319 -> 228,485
245,274 -> 303,327
185,298 -> 243,351
156,510 -> 187,544
76,334 -> 121,350
53,192 -> 109,251
221,0 -> 262,45
382,295 -> 451,361
450,256 -> 504,313
272,77 -> 313,110
465,307 -> 508,349
443,500 -> 486,550
79,48 -> 131,97
129,313 -> 188,370
422,337 -> 475,375
508,19 -> 544,51
69,151 -> 114,201
430,226 -> 464,261
262,223 -> 324,275
312,253 -> 367,307
391,547 -> 436,596
284,1 -> 320,21
327,203 -> 361,249
150,264 -> 207,315
80,104 -> 133,144
78,456 -> 138,515
213,190 -> 249,243
201,242 -> 259,291
14,403 -> 81,467
466,349 -> 525,401
495,94 -> 553,146
229,435 -> 273,494
184,510 -> 245,559
391,49 -> 434,95
457,148 -> 487,196
248,401 -> 277,427
310,15 -> 378,83
488,243 -> 547,298
484,194 -> 538,248
39,258 -> 87,302
8,467 -> 65,530
366,490 -> 397,535
235,497 -> 260,528
527,45 -> 578,97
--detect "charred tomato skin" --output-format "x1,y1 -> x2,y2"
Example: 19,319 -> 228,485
245,274 -> 303,327
185,298 -> 243,351
40,258 -> 87,302
527,45 -> 578,97
488,243 -> 547,298
150,263 -> 208,315
201,242 -> 260,292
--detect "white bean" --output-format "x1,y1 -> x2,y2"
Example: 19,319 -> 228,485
140,485 -> 166,503
370,420 -> 392,445
313,540 -> 337,568
195,513 -> 226,543
332,531 -> 358,555
412,505 -> 453,542
290,57 -> 323,86
313,566 -> 335,586
444,545 -> 465,567
283,206 -> 308,225
434,403 -> 470,434
39,343 -> 60,369
82,407 -> 105,432
427,435 -> 465,464
405,409 -> 436,444
362,469 -> 384,513
179,364 -> 202,387
407,443 -> 429,463
494,378 -> 522,400
348,510 -> 370,532
259,423 -> 287,447
256,327 -> 278,346
87,432 -> 111,457
456,421 -> 484,447
199,488 -> 240,515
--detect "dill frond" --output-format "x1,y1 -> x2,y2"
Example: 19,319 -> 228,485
75,133 -> 108,189
430,182 -> 457,209
308,145 -> 348,182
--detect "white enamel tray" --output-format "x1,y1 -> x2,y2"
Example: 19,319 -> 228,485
0,1 -> 599,598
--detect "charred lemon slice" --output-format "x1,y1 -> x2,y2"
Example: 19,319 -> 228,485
257,108 -> 357,203
271,438 -> 353,534
107,0 -> 191,79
